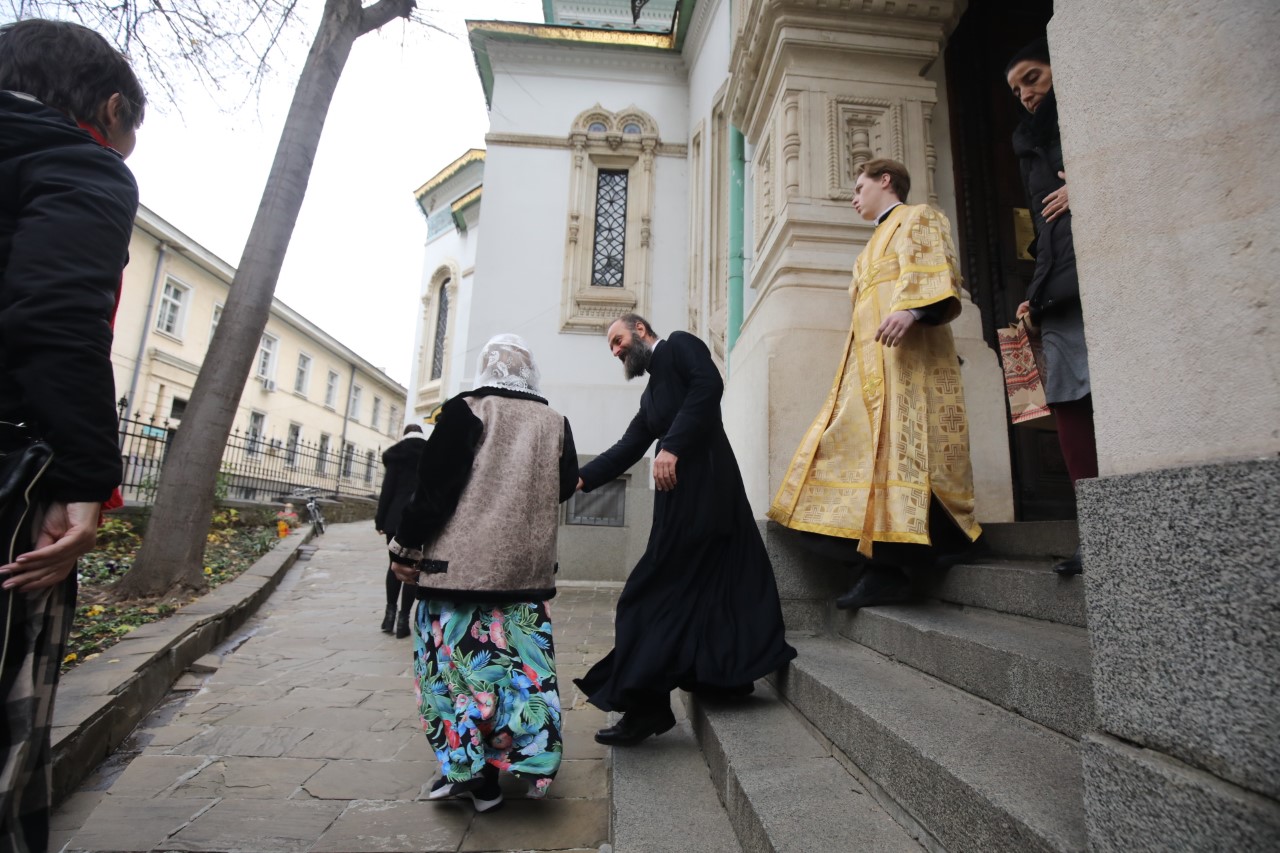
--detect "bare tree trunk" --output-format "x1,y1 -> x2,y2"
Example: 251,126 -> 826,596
117,0 -> 414,598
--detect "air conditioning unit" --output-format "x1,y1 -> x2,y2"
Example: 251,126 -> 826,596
259,377 -> 277,392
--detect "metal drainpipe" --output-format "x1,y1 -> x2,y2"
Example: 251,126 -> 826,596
124,241 -> 167,421
727,126 -> 746,367
338,361 -> 356,488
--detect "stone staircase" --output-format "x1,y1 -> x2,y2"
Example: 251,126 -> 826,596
688,520 -> 1093,852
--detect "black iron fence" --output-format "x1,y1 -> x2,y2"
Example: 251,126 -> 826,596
118,414 -> 384,505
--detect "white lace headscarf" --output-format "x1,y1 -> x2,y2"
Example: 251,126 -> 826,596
474,334 -> 543,397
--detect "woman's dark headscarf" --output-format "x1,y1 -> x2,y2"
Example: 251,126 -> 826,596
1007,36 -> 1059,148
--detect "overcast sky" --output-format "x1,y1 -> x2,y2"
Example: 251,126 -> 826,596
121,0 -> 545,387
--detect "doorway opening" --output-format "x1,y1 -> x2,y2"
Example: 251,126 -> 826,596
945,0 -> 1075,521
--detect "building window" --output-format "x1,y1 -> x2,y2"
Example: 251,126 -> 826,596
431,282 -> 449,380
155,278 -> 188,337
566,479 -> 626,527
316,433 -> 330,474
341,441 -> 356,478
169,397 -> 188,420
364,450 -> 375,483
591,170 -> 628,287
348,384 -> 362,422
372,396 -> 382,430
256,335 -> 277,379
325,371 -> 339,409
560,106 -> 659,332
209,304 -> 222,342
294,354 -> 311,395
388,405 -> 400,436
285,422 -> 301,467
246,411 -> 266,457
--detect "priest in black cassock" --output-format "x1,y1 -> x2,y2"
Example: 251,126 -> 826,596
575,314 -> 796,746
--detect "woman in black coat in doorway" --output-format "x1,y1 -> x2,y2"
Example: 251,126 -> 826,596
375,424 -> 426,636
1006,37 -> 1098,575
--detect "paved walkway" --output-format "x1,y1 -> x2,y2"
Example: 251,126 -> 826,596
52,522 -> 621,853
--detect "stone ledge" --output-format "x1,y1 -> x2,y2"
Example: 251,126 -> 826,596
50,526 -> 314,804
1081,733 -> 1280,852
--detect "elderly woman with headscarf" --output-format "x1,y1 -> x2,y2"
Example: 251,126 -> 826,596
1006,37 -> 1097,575
388,334 -> 578,813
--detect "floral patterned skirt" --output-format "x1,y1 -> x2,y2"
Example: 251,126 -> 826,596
412,598 -> 562,797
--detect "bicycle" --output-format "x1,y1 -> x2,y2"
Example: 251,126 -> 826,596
278,487 -> 327,537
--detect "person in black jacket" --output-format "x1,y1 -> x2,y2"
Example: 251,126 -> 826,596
375,424 -> 426,637
575,315 -> 796,747
1006,38 -> 1097,575
0,18 -> 144,853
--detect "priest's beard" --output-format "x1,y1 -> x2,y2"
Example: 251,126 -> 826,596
623,336 -> 653,380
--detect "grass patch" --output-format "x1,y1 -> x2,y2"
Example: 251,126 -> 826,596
64,510 -> 284,672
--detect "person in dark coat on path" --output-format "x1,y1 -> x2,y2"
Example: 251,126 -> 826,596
575,314 -> 796,747
375,424 -> 426,637
0,19 -> 144,852
1006,37 -> 1097,575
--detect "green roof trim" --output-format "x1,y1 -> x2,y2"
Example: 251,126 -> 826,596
542,0 -> 555,23
674,0 -> 696,51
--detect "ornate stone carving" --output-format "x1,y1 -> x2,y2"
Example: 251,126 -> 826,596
923,100 -> 939,206
783,91 -> 802,197
826,96 -> 902,200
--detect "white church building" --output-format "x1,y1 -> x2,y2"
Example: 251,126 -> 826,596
403,1 -> 1280,849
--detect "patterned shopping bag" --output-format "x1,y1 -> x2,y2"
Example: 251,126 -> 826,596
997,318 -> 1051,423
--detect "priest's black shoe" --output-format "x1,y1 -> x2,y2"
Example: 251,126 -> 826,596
1054,545 -> 1083,576
835,565 -> 916,610
594,709 -> 676,746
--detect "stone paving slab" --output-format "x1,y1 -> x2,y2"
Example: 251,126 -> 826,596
50,526 -> 315,803
309,800 -> 471,853
55,523 -> 649,852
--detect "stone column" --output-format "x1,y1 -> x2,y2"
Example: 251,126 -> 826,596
721,0 -> 1014,524
1050,0 -> 1280,847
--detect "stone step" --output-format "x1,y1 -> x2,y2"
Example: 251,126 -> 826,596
610,705 -> 743,852
925,559 -> 1086,627
836,602 -> 1095,738
686,682 -> 926,853
778,635 -> 1087,853
978,521 -> 1078,560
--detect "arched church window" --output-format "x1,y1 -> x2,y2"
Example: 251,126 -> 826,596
588,121 -> 607,133
431,279 -> 449,380
591,171 -> 628,287
622,122 -> 642,135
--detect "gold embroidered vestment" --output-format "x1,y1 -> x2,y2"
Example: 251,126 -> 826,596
767,204 -> 981,556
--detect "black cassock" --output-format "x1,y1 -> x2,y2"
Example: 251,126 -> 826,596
575,331 -> 796,712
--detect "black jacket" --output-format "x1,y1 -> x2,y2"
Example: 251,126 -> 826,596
0,92 -> 138,501
375,434 -> 426,535
1012,94 -> 1080,322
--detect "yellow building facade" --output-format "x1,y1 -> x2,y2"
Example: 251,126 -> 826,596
113,206 -> 407,498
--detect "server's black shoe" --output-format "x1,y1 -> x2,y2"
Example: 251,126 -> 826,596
835,565 -> 916,610
1054,546 -> 1083,576
594,708 -> 677,746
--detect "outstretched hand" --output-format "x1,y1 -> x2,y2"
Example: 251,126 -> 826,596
0,501 -> 101,592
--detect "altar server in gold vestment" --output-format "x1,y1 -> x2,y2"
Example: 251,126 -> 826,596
768,159 -> 981,610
